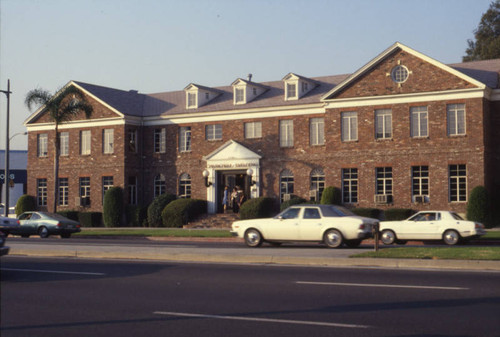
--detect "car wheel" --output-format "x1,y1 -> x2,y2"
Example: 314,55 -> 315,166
323,229 -> 343,248
345,239 -> 362,248
60,233 -> 71,239
244,229 -> 263,247
381,230 -> 396,245
38,226 -> 49,238
443,230 -> 460,245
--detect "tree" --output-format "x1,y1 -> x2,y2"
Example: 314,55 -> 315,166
463,0 -> 500,61
25,85 -> 93,213
103,187 -> 124,227
466,186 -> 490,226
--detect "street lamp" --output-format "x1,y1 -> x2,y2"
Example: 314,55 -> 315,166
1,80 -> 12,217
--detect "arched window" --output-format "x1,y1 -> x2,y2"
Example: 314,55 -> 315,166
280,169 -> 294,203
179,173 -> 191,198
154,174 -> 166,197
310,168 -> 325,202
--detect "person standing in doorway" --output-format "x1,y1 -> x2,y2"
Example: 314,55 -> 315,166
222,186 -> 229,212
231,187 -> 240,213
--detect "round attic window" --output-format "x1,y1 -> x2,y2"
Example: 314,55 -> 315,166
391,65 -> 409,83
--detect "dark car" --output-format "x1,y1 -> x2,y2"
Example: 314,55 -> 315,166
0,232 -> 9,256
11,212 -> 81,238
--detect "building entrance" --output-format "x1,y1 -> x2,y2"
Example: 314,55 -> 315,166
216,170 -> 250,213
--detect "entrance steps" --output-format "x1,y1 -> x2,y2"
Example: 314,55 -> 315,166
184,212 -> 240,229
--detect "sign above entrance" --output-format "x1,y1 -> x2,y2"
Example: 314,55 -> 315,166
207,161 -> 259,169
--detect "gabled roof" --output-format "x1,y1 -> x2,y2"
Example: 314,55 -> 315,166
203,140 -> 262,162
321,42 -> 491,100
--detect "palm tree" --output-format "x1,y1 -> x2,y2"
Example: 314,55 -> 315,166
25,85 -> 93,213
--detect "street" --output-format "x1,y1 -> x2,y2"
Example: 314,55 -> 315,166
1,256 -> 499,337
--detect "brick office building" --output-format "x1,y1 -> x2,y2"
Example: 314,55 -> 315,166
24,42 -> 500,217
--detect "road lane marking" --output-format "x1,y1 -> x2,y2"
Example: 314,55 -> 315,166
1,268 -> 105,276
153,311 -> 370,329
296,281 -> 468,290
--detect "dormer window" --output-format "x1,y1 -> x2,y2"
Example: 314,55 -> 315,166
283,73 -> 317,101
231,78 -> 268,105
286,83 -> 297,100
235,88 -> 245,103
184,83 -> 222,109
187,93 -> 197,108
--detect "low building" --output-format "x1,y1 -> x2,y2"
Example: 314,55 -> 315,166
24,42 -> 500,216
0,150 -> 28,211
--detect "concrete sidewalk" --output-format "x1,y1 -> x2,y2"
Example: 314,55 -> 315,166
6,239 -> 500,271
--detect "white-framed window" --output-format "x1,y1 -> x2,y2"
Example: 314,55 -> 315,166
412,166 -> 429,197
154,128 -> 166,153
179,126 -> 191,152
58,177 -> 69,206
102,176 -> 114,204
179,173 -> 191,199
286,83 -> 297,99
280,169 -> 294,203
235,88 -> 245,103
154,174 -> 166,197
187,93 -> 197,108
128,176 -> 137,205
376,167 -> 392,195
80,130 -> 91,155
38,133 -> 48,157
59,132 -> 69,156
449,164 -> 467,202
342,168 -> 358,204
447,104 -> 466,136
103,129 -> 114,154
310,118 -> 324,146
410,106 -> 428,138
79,177 -> 91,206
244,122 -> 262,139
391,65 -> 409,83
375,109 -> 392,139
310,168 -> 325,202
341,111 -> 358,142
279,120 -> 294,147
37,178 -> 47,206
205,124 -> 222,141
128,129 -> 137,152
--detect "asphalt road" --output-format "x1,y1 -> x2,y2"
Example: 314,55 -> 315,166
1,256 -> 499,337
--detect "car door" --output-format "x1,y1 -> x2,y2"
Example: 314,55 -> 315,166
264,208 -> 301,241
403,212 -> 440,240
299,207 -> 324,241
18,213 -> 38,235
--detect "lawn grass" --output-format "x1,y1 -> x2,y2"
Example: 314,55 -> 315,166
352,246 -> 500,260
74,228 -> 232,238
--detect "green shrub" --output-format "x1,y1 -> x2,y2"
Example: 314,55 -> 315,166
103,187 -> 124,227
352,208 -> 382,220
57,210 -> 79,221
467,186 -> 490,227
78,212 -> 103,227
320,186 -> 341,205
147,194 -> 177,227
161,198 -> 207,228
240,197 -> 278,220
126,204 -> 148,227
384,208 -> 415,221
15,194 -> 36,215
280,195 -> 307,211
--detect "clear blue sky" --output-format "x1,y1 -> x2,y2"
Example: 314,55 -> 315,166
0,0 -> 493,150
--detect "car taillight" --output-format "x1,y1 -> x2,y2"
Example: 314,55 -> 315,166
77,224 -> 81,228
16,220 -> 20,225
475,223 -> 484,229
57,222 -> 62,227
359,224 -> 365,230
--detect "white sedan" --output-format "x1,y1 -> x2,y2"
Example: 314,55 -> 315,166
231,204 -> 379,248
379,211 -> 486,246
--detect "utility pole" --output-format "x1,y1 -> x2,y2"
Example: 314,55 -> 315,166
1,80 -> 12,217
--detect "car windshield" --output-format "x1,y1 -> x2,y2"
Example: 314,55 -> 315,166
450,212 -> 464,220
321,205 -> 355,217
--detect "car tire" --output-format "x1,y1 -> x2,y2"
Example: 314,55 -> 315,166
38,226 -> 49,239
381,230 -> 396,245
443,230 -> 460,245
60,233 -> 71,239
244,229 -> 263,247
345,239 -> 362,248
323,229 -> 343,248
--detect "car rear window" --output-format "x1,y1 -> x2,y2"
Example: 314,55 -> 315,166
321,205 -> 355,217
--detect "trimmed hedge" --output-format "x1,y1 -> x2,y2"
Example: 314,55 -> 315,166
352,208 -> 382,220
466,186 -> 490,227
280,195 -> 307,211
161,199 -> 207,228
78,212 -> 103,227
147,194 -> 177,227
15,194 -> 36,216
384,208 -> 415,221
240,197 -> 279,220
103,187 -> 124,227
320,186 -> 341,205
126,205 -> 149,227
57,210 -> 79,222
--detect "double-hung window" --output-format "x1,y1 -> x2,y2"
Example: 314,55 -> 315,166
410,106 -> 428,138
280,169 -> 294,203
205,124 -> 222,141
37,178 -> 47,206
279,120 -> 294,147
80,130 -> 91,155
38,133 -> 48,157
79,177 -> 91,206
447,104 -> 466,136
102,176 -> 114,204
59,132 -> 69,156
154,128 -> 166,153
187,93 -> 197,108
58,178 -> 69,206
179,127 -> 191,152
128,176 -> 137,205
376,167 -> 393,195
449,164 -> 467,202
342,168 -> 358,204
235,88 -> 245,103
310,118 -> 324,146
412,166 -> 429,198
179,173 -> 191,198
244,122 -> 262,139
375,109 -> 392,139
154,174 -> 166,197
103,129 -> 114,154
286,83 -> 297,99
341,112 -> 358,141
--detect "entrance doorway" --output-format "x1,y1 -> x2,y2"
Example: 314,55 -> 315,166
216,170 -> 250,213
